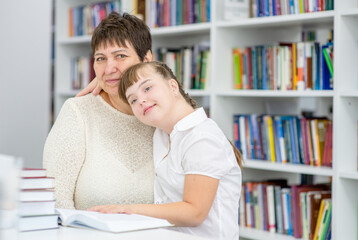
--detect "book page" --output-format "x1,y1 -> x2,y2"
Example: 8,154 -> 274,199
55,208 -> 172,233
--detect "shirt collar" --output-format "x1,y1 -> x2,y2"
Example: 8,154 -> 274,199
172,107 -> 207,134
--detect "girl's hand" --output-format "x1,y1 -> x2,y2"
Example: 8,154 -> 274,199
76,77 -> 102,97
87,205 -> 132,214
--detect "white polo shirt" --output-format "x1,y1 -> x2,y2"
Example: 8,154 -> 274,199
153,107 -> 242,240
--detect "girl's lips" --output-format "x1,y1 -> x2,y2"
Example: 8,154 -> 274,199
144,105 -> 155,115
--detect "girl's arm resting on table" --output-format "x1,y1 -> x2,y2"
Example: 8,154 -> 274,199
88,174 -> 219,227
76,77 -> 102,97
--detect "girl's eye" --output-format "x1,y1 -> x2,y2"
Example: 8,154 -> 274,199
144,86 -> 152,92
130,98 -> 137,105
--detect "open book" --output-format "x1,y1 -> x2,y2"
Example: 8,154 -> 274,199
56,208 -> 173,233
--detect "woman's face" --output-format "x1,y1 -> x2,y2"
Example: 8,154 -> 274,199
93,41 -> 141,97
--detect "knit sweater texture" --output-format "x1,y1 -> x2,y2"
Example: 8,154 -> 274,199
43,94 -> 154,210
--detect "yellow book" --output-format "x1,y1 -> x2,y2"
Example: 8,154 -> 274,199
313,199 -> 326,240
267,116 -> 276,162
292,43 -> 297,90
233,48 -> 242,89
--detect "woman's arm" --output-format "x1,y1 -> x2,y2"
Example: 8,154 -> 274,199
88,174 -> 219,227
43,100 -> 86,209
75,77 -> 102,97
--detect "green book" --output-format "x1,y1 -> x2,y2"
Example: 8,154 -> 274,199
322,47 -> 333,78
318,199 -> 332,240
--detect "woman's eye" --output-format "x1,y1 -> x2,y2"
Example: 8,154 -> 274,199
117,54 -> 127,59
95,57 -> 104,62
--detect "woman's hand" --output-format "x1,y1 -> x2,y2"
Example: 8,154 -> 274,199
76,77 -> 102,97
88,204 -> 132,214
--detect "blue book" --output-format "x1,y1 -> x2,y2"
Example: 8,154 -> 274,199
314,42 -> 321,90
207,0 -> 211,22
257,0 -> 262,17
289,0 -> 295,14
176,0 -> 181,25
247,116 -> 255,159
265,0 -> 270,16
170,0 -> 176,26
274,186 -> 283,234
282,117 -> 293,163
272,0 -> 276,15
295,117 -> 305,164
260,115 -> 268,160
289,117 -> 299,164
321,44 -> 333,90
274,117 -> 284,163
286,190 -> 293,235
233,115 -> 241,151
250,115 -> 261,160
262,46 -> 267,90
252,47 -> 258,89
273,118 -> 282,163
256,46 -> 263,89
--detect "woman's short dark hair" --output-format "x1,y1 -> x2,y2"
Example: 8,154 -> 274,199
91,12 -> 152,61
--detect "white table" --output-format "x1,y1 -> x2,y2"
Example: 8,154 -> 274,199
18,227 -> 207,240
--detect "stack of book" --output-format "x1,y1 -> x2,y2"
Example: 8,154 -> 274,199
19,168 -> 58,231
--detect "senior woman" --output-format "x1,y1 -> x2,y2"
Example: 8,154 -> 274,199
43,12 -> 154,210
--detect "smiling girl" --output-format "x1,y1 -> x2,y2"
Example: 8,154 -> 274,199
89,61 -> 242,240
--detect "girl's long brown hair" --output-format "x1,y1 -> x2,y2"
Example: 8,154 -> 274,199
118,61 -> 243,168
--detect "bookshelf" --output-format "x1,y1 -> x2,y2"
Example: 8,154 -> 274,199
54,0 -> 357,239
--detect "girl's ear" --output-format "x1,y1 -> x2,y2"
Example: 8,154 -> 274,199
143,50 -> 153,62
168,79 -> 180,96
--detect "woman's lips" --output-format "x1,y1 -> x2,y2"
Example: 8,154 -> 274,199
106,79 -> 119,85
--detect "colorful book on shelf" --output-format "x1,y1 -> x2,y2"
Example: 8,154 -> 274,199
307,191 -> 331,240
281,188 -> 293,235
233,48 -> 242,89
316,199 -> 332,240
291,185 -> 329,238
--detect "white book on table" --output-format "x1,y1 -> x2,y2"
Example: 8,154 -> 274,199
19,214 -> 59,232
19,200 -> 56,216
56,209 -> 173,233
20,177 -> 54,190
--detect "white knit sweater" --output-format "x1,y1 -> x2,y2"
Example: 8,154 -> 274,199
43,94 -> 155,210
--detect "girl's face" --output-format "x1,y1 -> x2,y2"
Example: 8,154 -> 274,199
125,67 -> 178,128
93,41 -> 141,97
